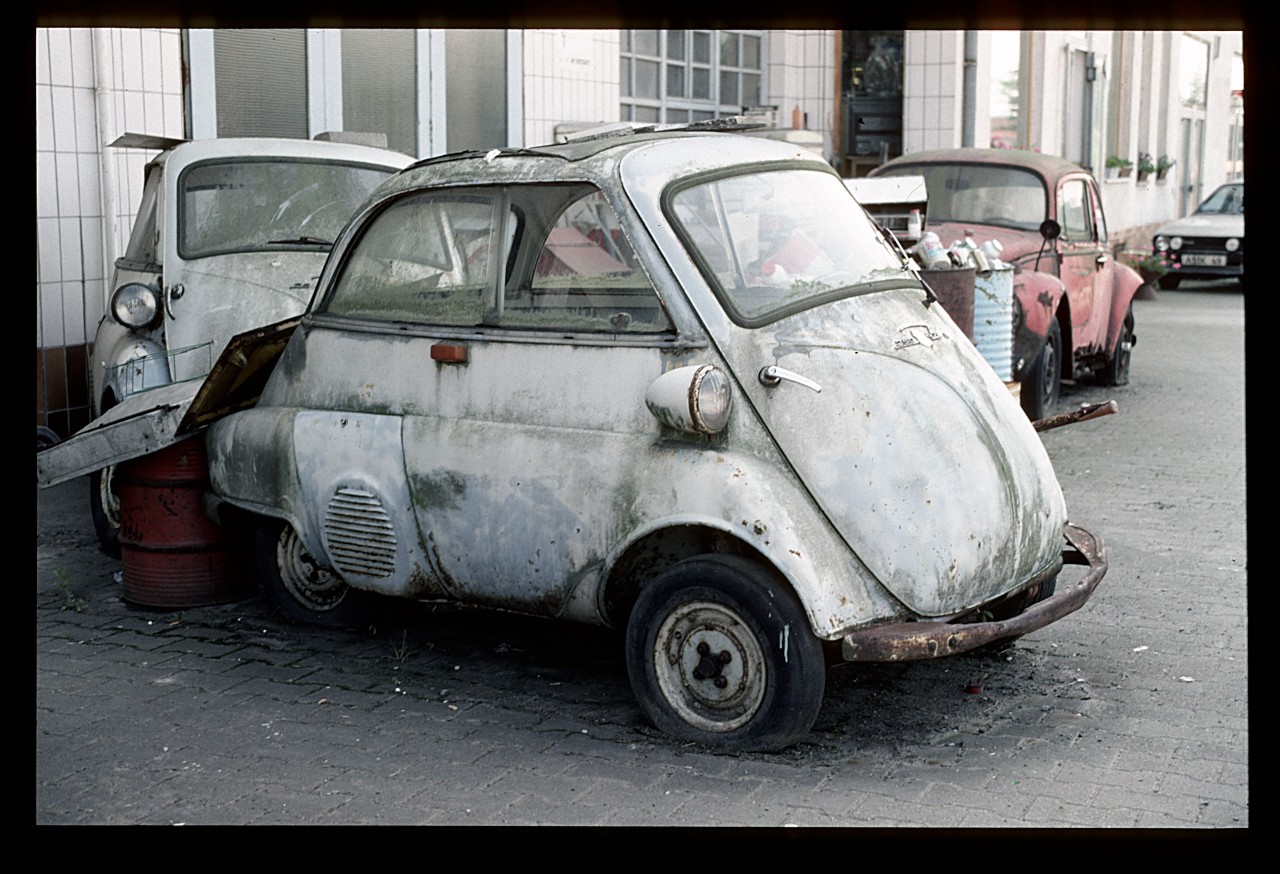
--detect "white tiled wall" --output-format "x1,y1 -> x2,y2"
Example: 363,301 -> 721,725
903,30 -> 965,154
522,30 -> 620,147
36,27 -> 183,350
766,31 -> 837,162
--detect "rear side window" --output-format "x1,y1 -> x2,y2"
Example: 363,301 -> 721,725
878,163 -> 1047,232
324,184 -> 673,334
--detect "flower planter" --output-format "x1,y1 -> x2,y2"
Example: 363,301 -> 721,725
1156,169 -> 1169,182
1137,170 -> 1150,182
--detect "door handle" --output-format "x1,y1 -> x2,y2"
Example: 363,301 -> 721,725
164,283 -> 184,320
759,365 -> 822,393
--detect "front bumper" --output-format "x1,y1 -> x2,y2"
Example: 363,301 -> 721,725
841,523 -> 1106,661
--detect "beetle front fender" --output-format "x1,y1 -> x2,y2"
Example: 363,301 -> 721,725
1012,270 -> 1066,381
1104,262 -> 1144,351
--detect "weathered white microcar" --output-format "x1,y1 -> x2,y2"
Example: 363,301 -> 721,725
87,134 -> 412,554
43,128 -> 1107,751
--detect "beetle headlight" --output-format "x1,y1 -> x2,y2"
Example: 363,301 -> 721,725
1170,236 -> 1183,251
1154,236 -> 1169,252
1225,238 -> 1240,252
111,283 -> 160,329
645,364 -> 733,436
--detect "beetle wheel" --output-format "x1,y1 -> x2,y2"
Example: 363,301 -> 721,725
1103,306 -> 1134,387
1021,318 -> 1062,420
256,519 -> 372,627
626,554 -> 825,751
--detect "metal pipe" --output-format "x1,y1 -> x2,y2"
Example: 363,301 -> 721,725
962,30 -> 977,147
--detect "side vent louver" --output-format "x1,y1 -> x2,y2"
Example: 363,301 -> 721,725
323,487 -> 397,579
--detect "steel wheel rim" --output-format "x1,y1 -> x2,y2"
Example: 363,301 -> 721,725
652,600 -> 766,733
100,464 -> 120,528
276,527 -> 347,611
1040,333 -> 1058,406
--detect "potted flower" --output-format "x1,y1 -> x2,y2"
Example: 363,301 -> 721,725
1136,152 -> 1155,182
1156,154 -> 1175,182
1105,156 -> 1133,179
1120,249 -> 1173,287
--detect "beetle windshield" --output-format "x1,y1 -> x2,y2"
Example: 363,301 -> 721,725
669,168 -> 908,324
179,159 -> 398,258
876,163 -> 1047,232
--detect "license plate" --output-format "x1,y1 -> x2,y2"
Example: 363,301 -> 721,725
1181,254 -> 1227,267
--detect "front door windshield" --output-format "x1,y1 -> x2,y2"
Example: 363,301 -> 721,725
877,163 -> 1047,232
179,159 -> 398,258
668,168 -> 907,325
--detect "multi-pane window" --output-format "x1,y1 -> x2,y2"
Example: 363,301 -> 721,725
213,29 -> 309,138
620,30 -> 764,124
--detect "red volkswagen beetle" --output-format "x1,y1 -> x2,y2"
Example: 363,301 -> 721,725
870,149 -> 1144,419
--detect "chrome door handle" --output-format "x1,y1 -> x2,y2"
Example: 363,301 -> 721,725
759,365 -> 822,393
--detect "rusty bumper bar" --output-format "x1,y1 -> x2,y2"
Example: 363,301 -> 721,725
840,523 -> 1107,662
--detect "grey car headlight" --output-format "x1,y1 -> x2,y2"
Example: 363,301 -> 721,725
111,283 -> 160,329
1154,236 -> 1169,252
1225,238 -> 1240,252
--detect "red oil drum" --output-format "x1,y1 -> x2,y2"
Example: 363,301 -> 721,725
116,436 -> 252,608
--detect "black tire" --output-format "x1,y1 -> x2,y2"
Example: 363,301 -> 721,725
1020,318 -> 1062,420
89,465 -> 122,559
256,519 -> 374,628
1102,306 -> 1135,387
1158,274 -> 1182,290
625,554 -> 826,752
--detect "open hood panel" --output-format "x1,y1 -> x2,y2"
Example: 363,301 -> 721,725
36,318 -> 298,487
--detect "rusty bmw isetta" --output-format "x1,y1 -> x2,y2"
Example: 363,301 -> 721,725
42,129 -> 1107,751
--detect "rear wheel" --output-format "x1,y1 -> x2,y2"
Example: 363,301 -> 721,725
1020,318 -> 1062,420
625,554 -> 826,751
256,519 -> 373,628
1102,306 -> 1135,386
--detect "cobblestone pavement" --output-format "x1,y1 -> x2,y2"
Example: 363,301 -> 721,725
36,282 -> 1247,827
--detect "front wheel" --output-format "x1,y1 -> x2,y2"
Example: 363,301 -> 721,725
256,519 -> 373,628
1020,318 -> 1062,420
625,554 -> 826,751
89,465 -> 122,558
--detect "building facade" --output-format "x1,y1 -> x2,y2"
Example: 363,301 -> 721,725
35,26 -> 1242,443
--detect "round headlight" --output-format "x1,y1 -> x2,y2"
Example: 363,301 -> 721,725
690,364 -> 732,435
645,364 -> 733,436
1225,238 -> 1240,252
1154,236 -> 1169,252
111,283 -> 160,328
1170,236 -> 1183,251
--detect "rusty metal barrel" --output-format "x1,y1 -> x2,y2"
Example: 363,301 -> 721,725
918,266 -> 976,340
116,436 -> 252,608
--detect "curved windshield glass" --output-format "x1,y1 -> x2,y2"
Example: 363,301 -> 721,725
877,163 -> 1047,232
179,159 -> 397,258
669,168 -> 907,324
1196,183 -> 1243,215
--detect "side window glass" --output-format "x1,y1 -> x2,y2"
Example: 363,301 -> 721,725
500,189 -> 673,333
1059,179 -> 1094,243
325,192 -> 504,326
121,171 -> 160,266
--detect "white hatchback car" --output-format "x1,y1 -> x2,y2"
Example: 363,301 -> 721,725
89,134 -> 412,554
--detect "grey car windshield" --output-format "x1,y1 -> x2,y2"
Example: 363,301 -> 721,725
669,168 -> 906,324
179,159 -> 398,258
1197,183 -> 1243,215
877,163 -> 1047,232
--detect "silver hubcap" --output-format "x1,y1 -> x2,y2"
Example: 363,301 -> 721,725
653,600 -> 766,733
276,527 -> 346,612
